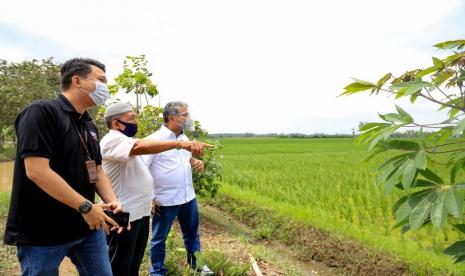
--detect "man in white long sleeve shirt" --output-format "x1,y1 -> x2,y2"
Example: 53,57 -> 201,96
100,102 -> 211,276
144,101 -> 214,276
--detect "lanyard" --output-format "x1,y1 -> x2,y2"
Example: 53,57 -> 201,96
73,122 -> 92,161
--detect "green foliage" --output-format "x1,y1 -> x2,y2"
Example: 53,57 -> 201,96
136,105 -> 164,138
108,56 -> 222,198
109,55 -> 158,113
186,121 -> 223,198
341,39 -> 465,263
0,58 -> 60,153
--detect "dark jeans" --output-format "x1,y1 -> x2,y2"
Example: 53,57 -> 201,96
107,216 -> 150,276
150,198 -> 201,276
17,229 -> 111,276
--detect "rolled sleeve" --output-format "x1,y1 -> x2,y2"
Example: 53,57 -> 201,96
100,133 -> 136,162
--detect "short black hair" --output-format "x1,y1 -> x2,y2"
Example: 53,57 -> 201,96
60,58 -> 106,90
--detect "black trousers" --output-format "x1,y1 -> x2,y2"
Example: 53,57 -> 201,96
107,216 -> 150,276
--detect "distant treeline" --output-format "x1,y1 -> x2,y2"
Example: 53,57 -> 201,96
208,130 -> 433,139
208,133 -> 354,138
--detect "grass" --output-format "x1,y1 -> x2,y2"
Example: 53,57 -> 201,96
0,191 -> 254,275
213,137 -> 465,275
0,191 -> 18,274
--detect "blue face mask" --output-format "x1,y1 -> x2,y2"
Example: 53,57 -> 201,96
116,119 -> 138,137
88,81 -> 111,106
79,78 -> 111,106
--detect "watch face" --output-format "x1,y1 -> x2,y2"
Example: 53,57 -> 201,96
79,201 -> 92,214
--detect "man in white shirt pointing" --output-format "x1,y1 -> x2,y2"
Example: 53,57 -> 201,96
100,102 -> 212,276
144,101 -> 214,276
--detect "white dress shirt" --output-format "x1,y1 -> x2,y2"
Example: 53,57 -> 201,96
100,130 -> 153,222
143,125 -> 195,206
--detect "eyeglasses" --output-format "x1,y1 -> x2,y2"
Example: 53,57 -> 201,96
174,112 -> 190,117
78,76 -> 107,84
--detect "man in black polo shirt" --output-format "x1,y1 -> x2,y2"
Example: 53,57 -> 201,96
4,58 -> 123,276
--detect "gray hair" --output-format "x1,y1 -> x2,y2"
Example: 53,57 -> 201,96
163,101 -> 188,123
104,113 -> 124,129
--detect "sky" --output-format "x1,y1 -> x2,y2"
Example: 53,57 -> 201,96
1,0 -> 465,134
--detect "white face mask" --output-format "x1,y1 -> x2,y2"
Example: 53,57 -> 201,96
79,78 -> 111,106
179,118 -> 193,131
88,81 -> 111,106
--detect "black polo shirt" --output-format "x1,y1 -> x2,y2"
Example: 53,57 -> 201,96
4,94 -> 102,246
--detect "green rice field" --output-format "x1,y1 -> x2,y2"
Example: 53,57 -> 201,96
215,137 -> 465,274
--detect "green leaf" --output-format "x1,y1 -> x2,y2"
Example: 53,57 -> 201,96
395,179 -> 438,190
352,78 -> 376,86
434,40 -> 465,50
453,224 -> 465,234
395,200 -> 411,222
445,188 -> 464,218
378,113 -> 403,123
430,190 -> 448,229
433,69 -> 455,86
414,150 -> 427,170
432,57 -> 445,67
402,160 -> 417,190
409,94 -> 419,103
451,163 -> 464,184
416,65 -> 440,78
356,124 -> 390,145
378,153 -> 411,171
427,127 -> 453,144
409,191 -> 436,231
341,80 -> 376,95
419,168 -> 444,184
360,148 -> 386,164
393,195 -> 409,214
383,140 -> 420,151
413,179 -> 439,188
453,118 -> 465,136
359,122 -> 390,131
391,80 -> 430,96
368,125 -> 401,150
395,105 -> 413,123
408,188 -> 436,208
444,240 -> 465,263
375,73 -> 392,93
384,162 -> 405,195
454,254 -> 465,263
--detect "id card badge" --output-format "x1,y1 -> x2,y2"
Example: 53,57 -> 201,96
85,160 -> 99,183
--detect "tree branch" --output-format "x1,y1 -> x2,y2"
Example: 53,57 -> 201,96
435,85 -> 463,110
379,87 -> 460,110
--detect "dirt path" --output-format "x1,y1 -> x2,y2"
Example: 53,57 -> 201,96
196,219 -> 289,275
198,204 -> 335,276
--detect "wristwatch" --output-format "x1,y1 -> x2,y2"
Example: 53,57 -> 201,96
176,139 -> 182,150
78,200 -> 93,214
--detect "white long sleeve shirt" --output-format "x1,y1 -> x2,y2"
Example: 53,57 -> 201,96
143,125 -> 195,206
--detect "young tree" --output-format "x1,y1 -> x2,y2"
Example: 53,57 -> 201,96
341,39 -> 465,262
107,55 -> 222,197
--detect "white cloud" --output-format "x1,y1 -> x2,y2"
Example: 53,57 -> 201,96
1,0 -> 464,133
0,47 -> 27,61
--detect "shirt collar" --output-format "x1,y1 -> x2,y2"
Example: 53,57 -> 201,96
159,125 -> 183,139
58,94 -> 92,121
